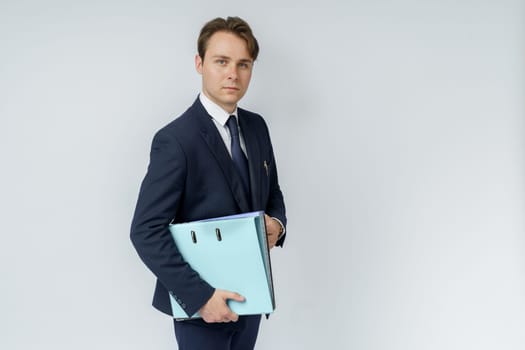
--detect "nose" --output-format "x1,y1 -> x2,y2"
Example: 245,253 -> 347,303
227,64 -> 238,81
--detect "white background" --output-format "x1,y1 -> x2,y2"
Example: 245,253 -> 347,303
1,1 -> 524,349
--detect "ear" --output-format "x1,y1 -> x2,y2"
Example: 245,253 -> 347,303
195,54 -> 203,74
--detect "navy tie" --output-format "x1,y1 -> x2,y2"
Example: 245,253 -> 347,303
226,115 -> 251,197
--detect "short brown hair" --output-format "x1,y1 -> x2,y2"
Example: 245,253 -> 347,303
197,16 -> 259,61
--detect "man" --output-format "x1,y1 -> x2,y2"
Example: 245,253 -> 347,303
130,16 -> 287,349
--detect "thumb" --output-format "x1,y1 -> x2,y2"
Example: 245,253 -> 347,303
223,290 -> 245,302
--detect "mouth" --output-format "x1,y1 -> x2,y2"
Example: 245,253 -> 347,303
223,87 -> 240,91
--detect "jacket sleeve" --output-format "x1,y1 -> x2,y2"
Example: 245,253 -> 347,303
261,120 -> 287,247
130,129 -> 214,317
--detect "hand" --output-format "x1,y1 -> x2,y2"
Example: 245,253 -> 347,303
199,289 -> 245,323
264,214 -> 282,249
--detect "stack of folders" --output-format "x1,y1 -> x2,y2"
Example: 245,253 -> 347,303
168,211 -> 275,319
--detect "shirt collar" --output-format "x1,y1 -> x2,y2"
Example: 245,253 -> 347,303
199,92 -> 238,126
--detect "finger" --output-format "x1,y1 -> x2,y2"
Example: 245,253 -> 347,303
229,311 -> 239,322
224,291 -> 245,302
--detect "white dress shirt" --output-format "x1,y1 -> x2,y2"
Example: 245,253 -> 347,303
199,93 -> 248,158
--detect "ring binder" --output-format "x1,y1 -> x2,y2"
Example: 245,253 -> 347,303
168,211 -> 275,319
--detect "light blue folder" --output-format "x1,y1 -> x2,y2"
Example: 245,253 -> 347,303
168,211 -> 275,319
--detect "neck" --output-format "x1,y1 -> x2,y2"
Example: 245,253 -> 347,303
201,91 -> 236,114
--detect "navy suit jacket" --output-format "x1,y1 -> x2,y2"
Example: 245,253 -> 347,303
130,97 -> 286,319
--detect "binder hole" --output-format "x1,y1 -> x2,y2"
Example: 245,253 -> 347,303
215,228 -> 222,241
191,230 -> 197,244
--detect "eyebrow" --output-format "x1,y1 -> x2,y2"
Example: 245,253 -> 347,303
211,55 -> 253,63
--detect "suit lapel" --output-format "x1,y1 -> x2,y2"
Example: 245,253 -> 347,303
192,99 -> 251,212
239,111 -> 261,211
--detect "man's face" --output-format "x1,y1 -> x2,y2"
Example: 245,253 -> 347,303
196,31 -> 253,113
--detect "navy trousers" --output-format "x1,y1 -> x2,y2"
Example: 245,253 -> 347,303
173,315 -> 262,350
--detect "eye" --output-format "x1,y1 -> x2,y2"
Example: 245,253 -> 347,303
239,62 -> 251,69
216,59 -> 227,65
